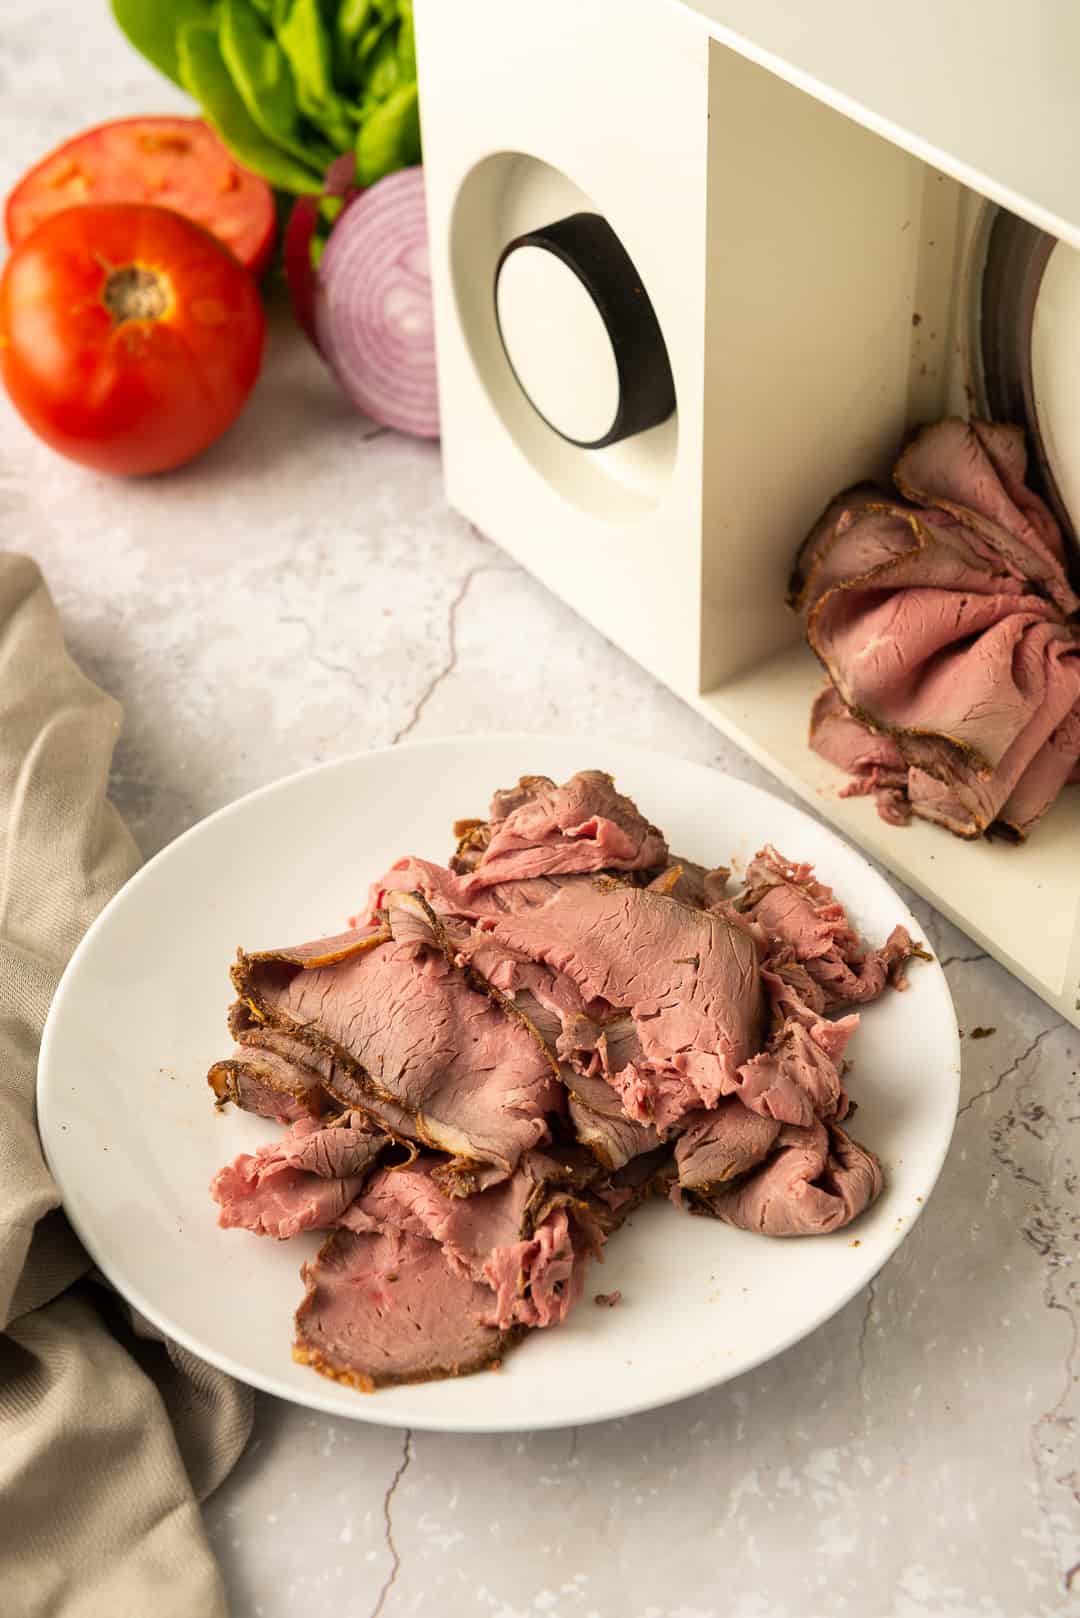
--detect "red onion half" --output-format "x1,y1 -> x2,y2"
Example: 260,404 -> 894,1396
315,166 -> 439,440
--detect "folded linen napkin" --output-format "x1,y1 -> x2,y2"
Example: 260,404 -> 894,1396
0,554 -> 252,1618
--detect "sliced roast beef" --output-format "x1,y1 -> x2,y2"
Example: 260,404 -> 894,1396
735,846 -> 917,1009
809,686 -> 912,826
344,1148 -> 601,1330
789,486 -> 904,610
207,764 -> 917,1391
470,872 -> 844,1138
964,420 -> 1069,564
207,1054 -> 311,1124
799,503 -> 1029,619
450,773 -> 558,872
211,1115 -> 391,1239
647,858 -> 730,909
674,1098 -> 781,1192
230,895 -> 564,1193
682,1120 -> 883,1235
449,771 -> 668,889
474,880 -> 764,1131
363,869 -> 669,1163
733,1010 -> 855,1129
208,1032 -> 335,1121
210,1022 -> 427,1144
794,418 -> 1080,840
812,586 -> 1071,773
294,1225 -> 517,1390
997,706 -> 1080,835
563,1068 -> 662,1171
894,417 -> 1077,613
365,855 -> 584,925
810,684 -> 906,778
292,1146 -> 617,1389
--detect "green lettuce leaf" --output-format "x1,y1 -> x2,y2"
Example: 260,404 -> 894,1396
177,17 -> 324,190
218,0 -> 335,169
356,77 -> 419,186
111,0 -> 215,88
276,0 -> 354,151
114,0 -> 420,193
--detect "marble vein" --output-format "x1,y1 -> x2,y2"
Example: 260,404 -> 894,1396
957,1027 -> 1057,1117
855,1275 -> 878,1406
389,563 -> 514,747
370,1429 -> 412,1618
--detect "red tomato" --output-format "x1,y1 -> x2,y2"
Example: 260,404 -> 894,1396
5,117 -> 276,274
0,202 -> 266,476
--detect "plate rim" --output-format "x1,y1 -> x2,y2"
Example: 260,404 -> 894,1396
38,732 -> 961,1432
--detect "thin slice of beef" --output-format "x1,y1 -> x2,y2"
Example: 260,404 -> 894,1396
789,485 -> 901,610
894,417 -> 1076,614
681,1120 -> 883,1235
361,871 -> 672,1164
647,859 -> 730,910
208,1032 -> 335,1121
293,1145 -> 613,1390
207,1054 -> 311,1124
794,419 -> 1080,841
210,1022 -> 428,1146
811,583 -> 1072,778
735,845 -> 918,1009
340,1151 -> 595,1331
997,706 -> 1080,835
294,1225 -> 518,1390
810,684 -> 906,778
463,877 -> 806,1137
809,687 -> 912,827
211,1115 -> 391,1239
732,1009 -> 856,1128
450,771 -> 668,889
563,1068 -> 662,1171
291,1132 -> 676,1392
230,893 -> 564,1193
475,881 -> 764,1130
450,773 -> 559,872
674,1098 -> 781,1192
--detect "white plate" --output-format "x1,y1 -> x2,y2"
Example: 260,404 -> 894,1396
38,736 -> 959,1432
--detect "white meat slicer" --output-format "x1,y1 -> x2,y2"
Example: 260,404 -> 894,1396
412,0 -> 1080,1029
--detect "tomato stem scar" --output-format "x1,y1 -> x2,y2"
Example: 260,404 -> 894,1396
103,264 -> 170,324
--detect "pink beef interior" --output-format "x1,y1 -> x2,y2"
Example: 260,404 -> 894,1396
791,417 -> 1080,839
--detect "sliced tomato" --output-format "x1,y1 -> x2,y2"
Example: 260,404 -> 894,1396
5,116 -> 277,274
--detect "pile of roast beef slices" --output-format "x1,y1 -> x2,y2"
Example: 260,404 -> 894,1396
792,418 -> 1080,839
207,772 -> 924,1391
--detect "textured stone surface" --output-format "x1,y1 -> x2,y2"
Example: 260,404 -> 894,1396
4,10 -> 1080,1616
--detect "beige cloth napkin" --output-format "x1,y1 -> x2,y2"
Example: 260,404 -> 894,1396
0,554 -> 252,1618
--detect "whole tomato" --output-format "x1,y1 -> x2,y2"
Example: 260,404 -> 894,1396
0,202 -> 265,475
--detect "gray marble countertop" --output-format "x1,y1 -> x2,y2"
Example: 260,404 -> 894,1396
5,10 -> 1080,1617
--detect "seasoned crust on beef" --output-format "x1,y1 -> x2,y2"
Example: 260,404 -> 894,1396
293,1224 -> 523,1388
291,1331 -> 520,1392
228,896 -> 563,1195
